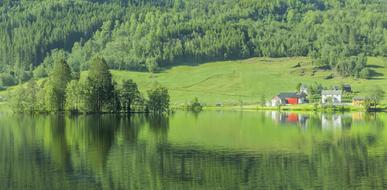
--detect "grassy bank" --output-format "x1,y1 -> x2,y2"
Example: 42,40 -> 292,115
197,104 -> 369,112
1,56 -> 386,107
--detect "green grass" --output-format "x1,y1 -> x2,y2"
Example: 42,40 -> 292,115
1,56 -> 386,107
111,56 -> 387,106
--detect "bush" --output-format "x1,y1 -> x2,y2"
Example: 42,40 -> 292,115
147,85 -> 170,113
33,65 -> 48,79
359,68 -> 371,79
0,73 -> 17,86
189,97 -> 203,112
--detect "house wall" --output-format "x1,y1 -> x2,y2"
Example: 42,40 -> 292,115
322,95 -> 342,104
271,97 -> 282,107
352,100 -> 364,106
298,98 -> 306,104
287,98 -> 299,105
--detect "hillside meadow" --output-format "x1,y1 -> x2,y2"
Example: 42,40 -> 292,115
0,57 -> 386,109
111,57 -> 387,106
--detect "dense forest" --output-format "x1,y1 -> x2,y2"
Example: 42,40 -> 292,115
1,0 -> 387,86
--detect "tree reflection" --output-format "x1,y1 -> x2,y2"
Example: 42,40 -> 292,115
0,112 -> 386,189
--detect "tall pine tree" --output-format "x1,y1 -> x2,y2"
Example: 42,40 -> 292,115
88,56 -> 115,112
45,59 -> 72,112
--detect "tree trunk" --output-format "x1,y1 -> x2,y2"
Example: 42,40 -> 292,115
127,100 -> 131,113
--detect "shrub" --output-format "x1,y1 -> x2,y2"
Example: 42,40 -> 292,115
0,73 -> 17,86
359,68 -> 371,79
33,65 -> 48,79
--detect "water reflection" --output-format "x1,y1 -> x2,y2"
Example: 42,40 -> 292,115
0,111 -> 386,189
268,111 -> 383,130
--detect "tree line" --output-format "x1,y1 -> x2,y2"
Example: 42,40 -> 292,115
1,0 -> 387,86
11,56 -> 170,114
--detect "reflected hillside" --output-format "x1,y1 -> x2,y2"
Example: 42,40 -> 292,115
0,112 -> 386,189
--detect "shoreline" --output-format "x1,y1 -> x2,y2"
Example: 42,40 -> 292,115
1,101 -> 387,114
196,104 -> 387,113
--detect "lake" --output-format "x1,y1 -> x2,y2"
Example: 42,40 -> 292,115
0,111 -> 386,189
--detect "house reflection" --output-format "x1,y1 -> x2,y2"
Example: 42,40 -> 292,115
352,112 -> 365,122
269,111 -> 363,130
321,114 -> 342,130
270,111 -> 310,128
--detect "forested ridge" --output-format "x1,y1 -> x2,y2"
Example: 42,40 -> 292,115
1,0 -> 387,86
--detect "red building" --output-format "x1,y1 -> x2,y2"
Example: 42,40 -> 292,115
286,97 -> 299,105
272,92 -> 301,105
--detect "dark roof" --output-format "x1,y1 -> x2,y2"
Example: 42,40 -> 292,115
343,84 -> 352,92
277,92 -> 299,99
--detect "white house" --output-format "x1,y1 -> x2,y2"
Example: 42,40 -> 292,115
321,90 -> 342,105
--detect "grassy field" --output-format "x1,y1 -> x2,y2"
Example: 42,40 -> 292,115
1,56 -> 386,107
110,56 -> 387,106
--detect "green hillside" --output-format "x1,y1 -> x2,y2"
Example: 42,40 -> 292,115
2,0 -> 387,86
1,56 -> 386,109
111,57 -> 386,106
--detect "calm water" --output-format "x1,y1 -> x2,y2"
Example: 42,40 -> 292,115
0,111 -> 387,190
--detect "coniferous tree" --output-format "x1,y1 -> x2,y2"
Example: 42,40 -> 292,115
65,80 -> 82,112
88,56 -> 115,112
44,59 -> 72,111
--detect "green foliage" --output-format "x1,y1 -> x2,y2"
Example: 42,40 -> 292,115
189,97 -> 203,112
2,0 -> 387,79
145,58 -> 158,73
11,80 -> 44,113
0,1 -> 121,83
44,59 -> 72,111
359,68 -> 372,79
307,83 -> 323,103
65,80 -> 84,113
44,81 -> 59,112
0,73 -> 17,86
364,86 -> 385,110
87,56 -> 115,112
119,79 -> 140,113
296,83 -> 302,92
147,85 -> 170,113
260,95 -> 266,107
65,78 -> 97,113
10,54 -> 171,113
32,65 -> 48,79
334,55 -> 367,77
